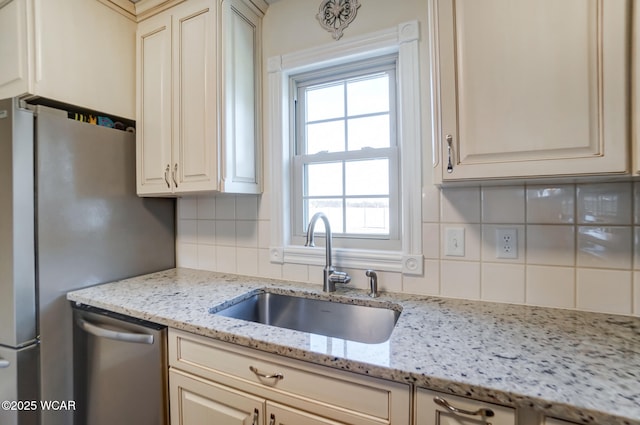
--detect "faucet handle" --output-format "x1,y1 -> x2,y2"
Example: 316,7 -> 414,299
329,270 -> 351,285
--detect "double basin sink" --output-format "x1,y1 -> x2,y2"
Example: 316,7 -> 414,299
212,291 -> 401,344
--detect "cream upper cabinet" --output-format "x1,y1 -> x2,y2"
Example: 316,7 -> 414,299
431,0 -> 631,182
0,0 -> 135,118
136,0 -> 264,196
415,388 -> 516,425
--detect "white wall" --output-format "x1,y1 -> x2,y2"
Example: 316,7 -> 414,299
176,0 -> 640,317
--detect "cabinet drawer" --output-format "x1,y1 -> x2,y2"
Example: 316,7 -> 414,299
169,329 -> 404,421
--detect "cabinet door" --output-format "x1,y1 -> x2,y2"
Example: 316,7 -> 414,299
170,369 -> 264,425
220,0 -> 262,194
136,11 -> 173,196
0,0 -> 30,99
415,388 -> 515,425
171,0 -> 219,193
267,402 -> 355,425
435,0 -> 630,181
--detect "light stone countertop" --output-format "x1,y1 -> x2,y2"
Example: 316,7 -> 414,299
66,268 -> 640,425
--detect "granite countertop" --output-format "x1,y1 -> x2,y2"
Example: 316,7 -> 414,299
66,268 -> 640,425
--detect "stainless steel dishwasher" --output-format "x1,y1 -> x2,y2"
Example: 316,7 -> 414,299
72,304 -> 168,425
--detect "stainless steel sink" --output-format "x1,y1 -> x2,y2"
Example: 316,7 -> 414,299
213,292 -> 401,344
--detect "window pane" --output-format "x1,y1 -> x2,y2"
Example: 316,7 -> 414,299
306,83 -> 344,122
347,74 -> 389,116
307,121 -> 345,154
308,198 -> 343,233
346,198 -> 389,234
347,115 -> 390,150
306,162 -> 343,197
345,159 -> 388,196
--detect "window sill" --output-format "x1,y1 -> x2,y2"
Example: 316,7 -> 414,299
269,245 -> 423,275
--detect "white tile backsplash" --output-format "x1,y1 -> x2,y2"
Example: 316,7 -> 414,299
577,182 -> 633,225
526,185 -> 575,224
403,259 -> 440,295
197,245 -> 217,271
177,197 -> 197,219
215,195 -> 236,220
576,269 -> 632,315
236,220 -> 259,248
526,265 -> 575,309
197,196 -> 216,220
422,223 -> 440,259
441,187 -> 481,223
236,247 -> 259,276
576,226 -> 632,270
197,220 -> 216,245
481,186 -> 525,223
177,180 -> 640,316
236,196 -> 259,220
481,263 -> 525,304
526,225 -> 575,266
441,260 -> 481,300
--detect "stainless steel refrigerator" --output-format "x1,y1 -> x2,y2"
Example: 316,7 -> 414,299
0,98 -> 176,425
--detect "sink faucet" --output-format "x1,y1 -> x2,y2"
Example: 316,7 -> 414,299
305,212 -> 351,292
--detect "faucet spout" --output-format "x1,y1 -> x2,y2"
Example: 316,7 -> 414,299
305,212 -> 350,292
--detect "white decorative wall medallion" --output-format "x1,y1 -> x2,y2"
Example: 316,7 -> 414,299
316,0 -> 361,40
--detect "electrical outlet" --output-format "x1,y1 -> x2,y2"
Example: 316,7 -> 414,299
445,227 -> 465,257
496,228 -> 518,259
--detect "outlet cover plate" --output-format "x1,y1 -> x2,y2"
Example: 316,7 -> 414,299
496,228 -> 518,259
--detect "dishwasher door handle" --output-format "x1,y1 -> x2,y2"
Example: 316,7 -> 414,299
76,318 -> 154,345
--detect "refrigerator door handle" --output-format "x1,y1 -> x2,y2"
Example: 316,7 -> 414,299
0,357 -> 9,368
76,318 -> 154,345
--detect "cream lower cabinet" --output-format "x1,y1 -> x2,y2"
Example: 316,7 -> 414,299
136,0 -> 263,196
415,388 -> 516,425
431,0 -> 631,182
168,329 -> 410,425
0,0 -> 135,118
170,369 -> 264,424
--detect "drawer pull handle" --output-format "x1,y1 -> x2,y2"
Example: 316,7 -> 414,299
249,365 -> 284,381
434,396 -> 495,418
269,413 -> 276,425
252,408 -> 259,425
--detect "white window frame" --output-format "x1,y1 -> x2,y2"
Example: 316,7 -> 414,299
291,56 -> 400,249
268,21 -> 423,275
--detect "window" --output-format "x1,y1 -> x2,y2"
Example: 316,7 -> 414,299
291,57 -> 399,246
268,21 -> 423,275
